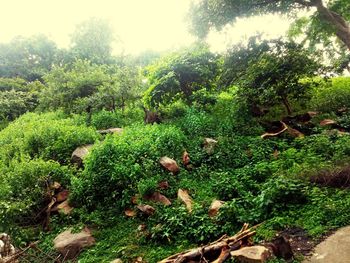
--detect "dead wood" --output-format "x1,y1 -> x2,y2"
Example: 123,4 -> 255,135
159,224 -> 259,263
261,121 -> 288,139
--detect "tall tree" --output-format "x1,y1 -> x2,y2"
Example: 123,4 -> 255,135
70,18 -> 116,64
190,0 -> 350,51
223,38 -> 321,115
143,45 -> 220,108
0,35 -> 58,81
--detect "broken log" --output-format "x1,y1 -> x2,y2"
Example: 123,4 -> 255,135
159,223 -> 259,263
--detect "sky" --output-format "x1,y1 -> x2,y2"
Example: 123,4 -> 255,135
0,0 -> 292,55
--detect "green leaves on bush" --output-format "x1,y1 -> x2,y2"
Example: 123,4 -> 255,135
71,124 -> 186,209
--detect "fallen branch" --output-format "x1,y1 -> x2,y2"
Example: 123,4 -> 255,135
159,223 -> 259,263
261,121 -> 288,139
2,241 -> 40,263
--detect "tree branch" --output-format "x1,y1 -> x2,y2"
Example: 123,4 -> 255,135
293,0 -> 314,7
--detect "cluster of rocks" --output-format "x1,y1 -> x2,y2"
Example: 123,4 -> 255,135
63,135 -> 219,261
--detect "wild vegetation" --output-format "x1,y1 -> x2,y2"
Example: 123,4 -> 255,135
0,1 -> 350,262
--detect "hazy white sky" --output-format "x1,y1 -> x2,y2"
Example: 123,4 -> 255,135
0,0 -> 292,54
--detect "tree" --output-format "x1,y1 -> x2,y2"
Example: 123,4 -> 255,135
0,78 -> 44,120
70,18 -> 116,64
189,0 -> 350,51
39,60 -> 141,115
223,38 -> 321,115
96,66 -> 142,112
0,35 -> 58,81
143,45 -> 220,108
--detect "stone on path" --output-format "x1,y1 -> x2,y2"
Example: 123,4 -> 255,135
303,226 -> 350,263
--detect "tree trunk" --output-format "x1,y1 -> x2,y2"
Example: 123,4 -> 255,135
282,97 -> 292,115
311,0 -> 350,50
121,96 -> 125,112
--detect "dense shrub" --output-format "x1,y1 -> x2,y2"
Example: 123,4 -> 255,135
0,112 -> 99,165
91,110 -> 119,129
0,159 -> 73,233
71,124 -> 186,209
310,77 -> 350,112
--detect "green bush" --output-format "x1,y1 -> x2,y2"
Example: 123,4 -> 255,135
91,110 -> 119,129
0,112 -> 99,165
310,77 -> 350,112
71,124 -> 186,209
0,159 -> 73,233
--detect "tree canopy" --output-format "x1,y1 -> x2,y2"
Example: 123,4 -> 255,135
189,0 -> 350,51
223,38 -> 321,115
143,45 -> 221,108
70,18 -> 116,64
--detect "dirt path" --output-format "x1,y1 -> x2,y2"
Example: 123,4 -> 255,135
303,226 -> 350,263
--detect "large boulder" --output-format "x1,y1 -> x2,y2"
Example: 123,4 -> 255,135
53,227 -> 95,260
160,157 -> 180,174
71,144 -> 94,167
230,246 -> 272,263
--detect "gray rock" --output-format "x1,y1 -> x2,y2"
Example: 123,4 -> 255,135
53,227 -> 95,259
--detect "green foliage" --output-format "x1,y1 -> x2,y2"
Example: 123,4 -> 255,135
224,38 -> 321,115
143,45 -> 220,108
149,205 -> 221,244
70,18 -> 116,64
0,78 -> 44,121
189,0 -> 350,52
91,110 -> 119,129
0,112 -> 98,165
39,60 -> 141,115
310,76 -> 350,112
0,159 -> 72,233
71,124 -> 186,209
0,35 -> 58,81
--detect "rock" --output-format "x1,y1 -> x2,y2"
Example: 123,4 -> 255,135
137,204 -> 155,216
182,150 -> 190,166
144,192 -> 171,206
208,200 -> 224,217
160,157 -> 180,174
230,246 -> 272,263
158,180 -> 169,190
110,259 -> 123,263
203,138 -> 218,154
55,189 -> 69,202
131,195 -> 139,205
320,119 -> 336,126
71,144 -> 94,167
0,233 -> 16,259
98,128 -> 123,135
177,189 -> 193,213
52,200 -> 73,215
53,227 -> 95,260
124,209 -> 136,217
286,127 -> 304,138
269,236 -> 293,260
